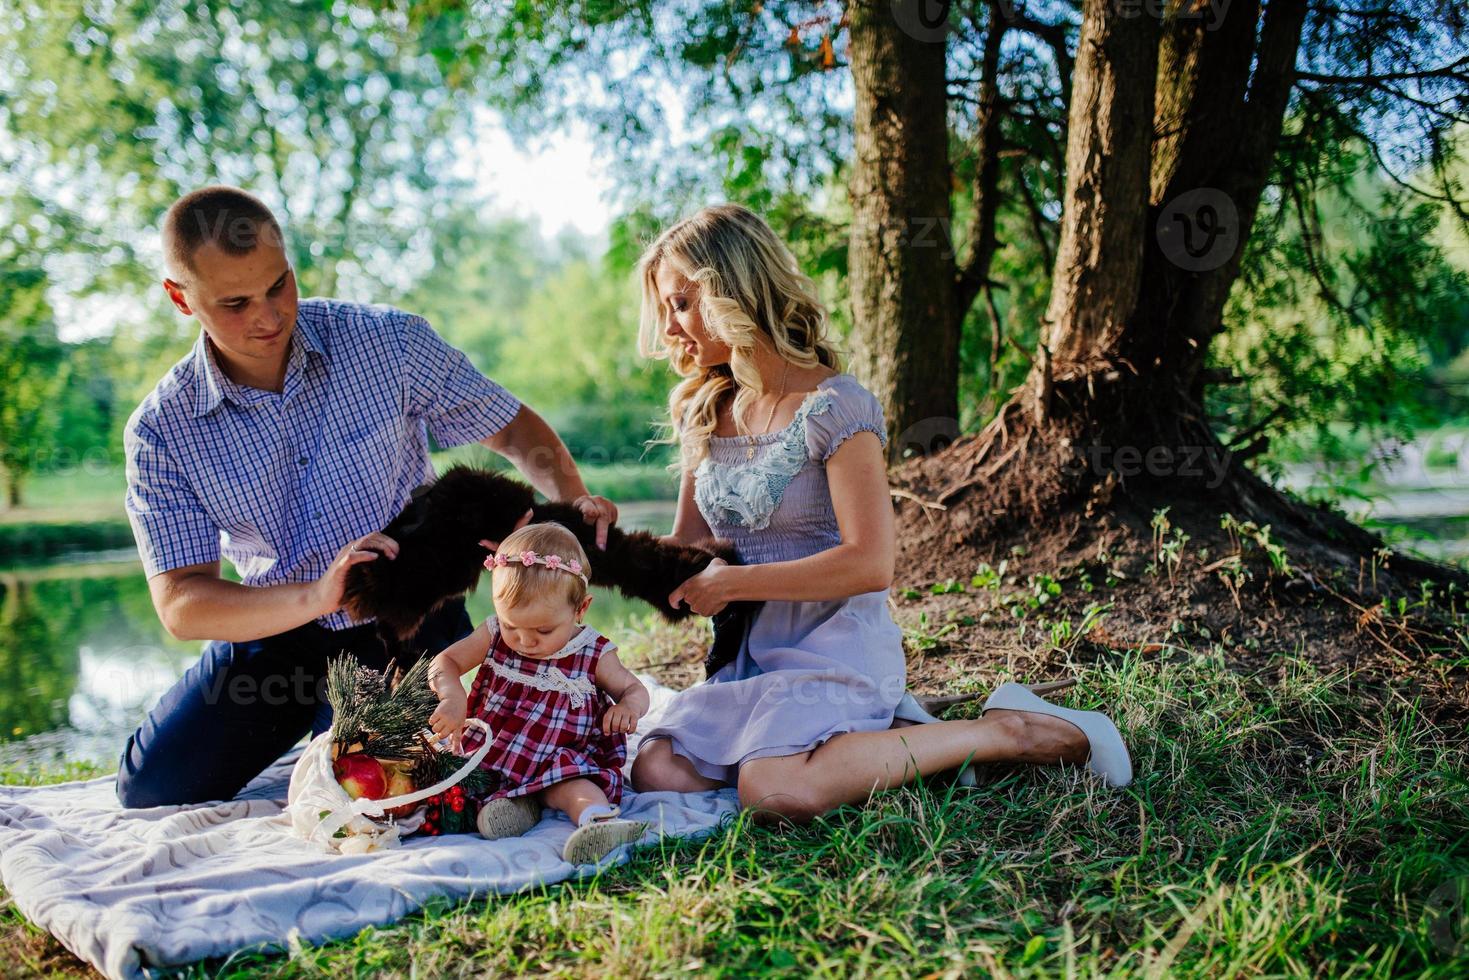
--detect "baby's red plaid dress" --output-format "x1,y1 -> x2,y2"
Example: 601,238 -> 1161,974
459,617 -> 627,804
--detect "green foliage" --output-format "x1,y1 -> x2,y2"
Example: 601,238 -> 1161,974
0,520 -> 135,565
4,0 -> 473,297
1213,128 -> 1469,477
0,0 -> 489,503
0,276 -> 66,508
399,214 -> 676,462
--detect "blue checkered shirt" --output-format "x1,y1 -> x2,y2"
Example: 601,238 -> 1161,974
123,298 -> 521,630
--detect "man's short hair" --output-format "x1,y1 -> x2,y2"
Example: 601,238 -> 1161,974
162,186 -> 285,280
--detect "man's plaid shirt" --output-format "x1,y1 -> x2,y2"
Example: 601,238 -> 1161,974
123,298 -> 520,630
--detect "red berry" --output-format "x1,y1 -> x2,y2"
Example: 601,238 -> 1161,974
450,798 -> 464,813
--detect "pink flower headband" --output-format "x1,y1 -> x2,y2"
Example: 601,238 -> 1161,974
484,549 -> 588,585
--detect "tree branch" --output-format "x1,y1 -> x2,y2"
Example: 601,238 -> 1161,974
1293,58 -> 1469,85
953,0 -> 1009,320
1017,167 -> 1055,269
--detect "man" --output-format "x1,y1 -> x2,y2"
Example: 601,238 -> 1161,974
117,185 -> 617,807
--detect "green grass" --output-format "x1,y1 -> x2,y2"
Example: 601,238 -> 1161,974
0,465 -> 128,526
4,646 -> 1467,977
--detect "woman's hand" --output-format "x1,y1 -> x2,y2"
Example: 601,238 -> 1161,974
572,494 -> 619,551
668,558 -> 734,616
602,702 -> 641,735
428,691 -> 469,753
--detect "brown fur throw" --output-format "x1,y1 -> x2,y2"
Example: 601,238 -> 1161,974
343,465 -> 753,675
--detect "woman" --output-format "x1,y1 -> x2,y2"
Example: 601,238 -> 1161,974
629,204 -> 1131,823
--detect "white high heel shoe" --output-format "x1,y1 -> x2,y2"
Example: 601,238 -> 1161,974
981,682 -> 1132,788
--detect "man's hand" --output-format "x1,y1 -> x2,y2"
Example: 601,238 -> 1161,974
310,532 -> 399,616
668,557 -> 734,617
429,690 -> 469,753
573,494 -> 618,551
602,701 -> 642,735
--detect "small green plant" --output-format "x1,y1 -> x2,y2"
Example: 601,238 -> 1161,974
902,612 -> 957,652
1046,602 -> 1111,654
1220,513 -> 1291,575
1213,513 -> 1293,608
1150,507 -> 1191,584
970,561 -> 1006,591
1002,573 -> 1063,619
1215,552 -> 1247,609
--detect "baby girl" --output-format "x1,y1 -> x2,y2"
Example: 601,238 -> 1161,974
427,521 -> 651,864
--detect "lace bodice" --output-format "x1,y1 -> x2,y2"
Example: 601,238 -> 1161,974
693,373 -> 887,565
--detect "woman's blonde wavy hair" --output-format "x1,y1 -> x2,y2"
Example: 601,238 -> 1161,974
637,203 -> 841,470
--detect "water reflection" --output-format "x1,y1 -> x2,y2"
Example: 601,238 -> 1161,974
0,578 -> 78,740
0,502 -> 676,768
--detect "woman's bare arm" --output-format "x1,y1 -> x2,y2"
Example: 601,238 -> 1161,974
662,466 -> 714,546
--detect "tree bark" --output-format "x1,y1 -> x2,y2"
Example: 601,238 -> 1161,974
1039,0 -> 1159,378
848,0 -> 958,461
1129,0 -> 1309,402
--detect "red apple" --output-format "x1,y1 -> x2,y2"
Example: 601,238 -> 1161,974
333,753 -> 388,800
382,767 -> 419,818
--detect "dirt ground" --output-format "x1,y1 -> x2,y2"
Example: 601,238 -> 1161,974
635,479 -> 1469,728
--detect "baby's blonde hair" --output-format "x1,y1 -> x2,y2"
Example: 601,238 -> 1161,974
490,522 -> 590,610
637,203 -> 841,471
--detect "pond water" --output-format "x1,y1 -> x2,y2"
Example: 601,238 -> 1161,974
0,501 -> 677,770
1280,433 -> 1469,562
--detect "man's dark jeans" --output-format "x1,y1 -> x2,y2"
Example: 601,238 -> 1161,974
115,600 -> 472,808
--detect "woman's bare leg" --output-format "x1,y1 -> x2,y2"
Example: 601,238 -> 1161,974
630,736 -> 728,793
737,710 -> 1090,824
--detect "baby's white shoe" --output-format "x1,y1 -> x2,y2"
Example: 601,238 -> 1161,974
476,795 -> 542,840
562,805 -> 650,865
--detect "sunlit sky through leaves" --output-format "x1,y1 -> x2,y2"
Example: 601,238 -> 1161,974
47,111 -> 619,343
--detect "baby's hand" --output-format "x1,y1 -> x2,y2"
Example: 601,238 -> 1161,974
602,702 -> 641,735
429,694 -> 468,752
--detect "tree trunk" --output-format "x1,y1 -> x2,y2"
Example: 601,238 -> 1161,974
896,0 -> 1312,541
1039,0 -> 1159,378
1130,0 -> 1308,406
848,0 -> 958,462
889,0 -> 1465,604
1031,0 -> 1306,448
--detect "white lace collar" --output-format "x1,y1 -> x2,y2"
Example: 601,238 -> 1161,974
694,388 -> 835,531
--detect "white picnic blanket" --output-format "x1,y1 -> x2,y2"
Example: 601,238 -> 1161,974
0,676 -> 739,979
